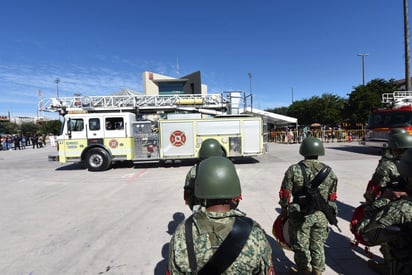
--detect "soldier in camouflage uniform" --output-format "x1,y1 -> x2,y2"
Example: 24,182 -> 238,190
168,156 -> 274,274
184,138 -> 224,211
361,131 -> 412,274
360,148 -> 412,275
364,130 -> 412,204
278,137 -> 338,275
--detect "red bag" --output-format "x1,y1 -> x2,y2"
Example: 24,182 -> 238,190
272,215 -> 291,250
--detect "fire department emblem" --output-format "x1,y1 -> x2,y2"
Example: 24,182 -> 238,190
170,130 -> 186,147
109,139 -> 118,149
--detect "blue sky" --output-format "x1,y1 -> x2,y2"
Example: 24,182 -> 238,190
0,0 -> 409,118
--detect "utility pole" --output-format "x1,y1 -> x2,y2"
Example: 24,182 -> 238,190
404,0 -> 411,91
291,87 -> 294,103
357,53 -> 368,85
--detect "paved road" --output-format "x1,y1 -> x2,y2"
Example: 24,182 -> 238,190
0,142 -> 384,274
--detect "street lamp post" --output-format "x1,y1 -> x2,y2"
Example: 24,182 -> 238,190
357,53 -> 368,85
55,78 -> 60,98
247,72 -> 253,112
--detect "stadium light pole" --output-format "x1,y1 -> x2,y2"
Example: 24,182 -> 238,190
357,53 -> 368,86
55,78 -> 60,98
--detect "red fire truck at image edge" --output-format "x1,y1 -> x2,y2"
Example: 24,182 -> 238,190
361,91 -> 412,147
40,92 -> 265,171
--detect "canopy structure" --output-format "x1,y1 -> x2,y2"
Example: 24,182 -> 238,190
242,107 -> 297,125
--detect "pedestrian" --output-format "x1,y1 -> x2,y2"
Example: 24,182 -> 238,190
168,156 -> 274,274
31,135 -> 38,149
359,148 -> 412,275
278,136 -> 338,275
184,138 -> 224,211
13,135 -> 21,150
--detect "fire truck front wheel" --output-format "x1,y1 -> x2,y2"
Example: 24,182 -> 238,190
85,148 -> 111,171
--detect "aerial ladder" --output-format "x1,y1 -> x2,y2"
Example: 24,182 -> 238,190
381,91 -> 412,108
39,91 -> 244,116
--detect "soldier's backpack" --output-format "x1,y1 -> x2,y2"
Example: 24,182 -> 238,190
296,162 -> 340,231
350,204 -> 372,248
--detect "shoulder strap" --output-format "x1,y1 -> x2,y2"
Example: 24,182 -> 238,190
184,215 -> 197,272
198,216 -> 254,274
298,161 -> 331,189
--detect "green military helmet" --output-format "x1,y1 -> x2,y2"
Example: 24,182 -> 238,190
198,138 -> 224,159
299,136 -> 325,157
388,128 -> 408,137
398,148 -> 412,178
388,132 -> 412,149
195,156 -> 241,200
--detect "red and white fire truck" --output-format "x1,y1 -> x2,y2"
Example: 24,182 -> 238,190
361,91 -> 412,147
40,92 -> 265,171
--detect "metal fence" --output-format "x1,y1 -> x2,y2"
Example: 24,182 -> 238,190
268,129 -> 365,144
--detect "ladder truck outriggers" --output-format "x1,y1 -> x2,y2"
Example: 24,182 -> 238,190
40,91 -> 266,171
362,91 -> 412,147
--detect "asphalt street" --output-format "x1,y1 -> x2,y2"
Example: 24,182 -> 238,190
0,142 -> 384,275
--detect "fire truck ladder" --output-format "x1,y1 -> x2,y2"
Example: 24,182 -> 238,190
382,91 -> 412,107
39,92 -> 241,115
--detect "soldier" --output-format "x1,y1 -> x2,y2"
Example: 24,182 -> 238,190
364,130 -> 412,205
168,156 -> 274,274
361,131 -> 412,274
278,136 -> 338,275
184,138 -> 224,211
360,148 -> 412,275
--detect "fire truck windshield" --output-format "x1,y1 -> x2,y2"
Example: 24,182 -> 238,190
368,111 -> 412,128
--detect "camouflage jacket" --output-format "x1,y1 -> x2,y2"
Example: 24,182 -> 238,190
361,198 -> 412,247
168,208 -> 274,274
364,156 -> 400,203
279,159 -> 338,215
371,198 -> 412,227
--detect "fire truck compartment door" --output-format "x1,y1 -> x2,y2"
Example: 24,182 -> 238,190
160,121 -> 194,157
243,119 -> 262,154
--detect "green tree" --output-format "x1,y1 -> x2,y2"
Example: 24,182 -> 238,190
265,106 -> 289,116
38,120 -> 62,135
343,78 -> 398,126
0,121 -> 18,135
20,122 -> 40,136
286,93 -> 345,126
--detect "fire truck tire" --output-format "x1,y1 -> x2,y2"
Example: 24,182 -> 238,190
85,148 -> 111,171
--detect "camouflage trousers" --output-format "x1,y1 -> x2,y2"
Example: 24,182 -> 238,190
289,210 -> 329,272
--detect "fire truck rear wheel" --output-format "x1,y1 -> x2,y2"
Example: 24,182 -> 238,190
86,148 -> 111,171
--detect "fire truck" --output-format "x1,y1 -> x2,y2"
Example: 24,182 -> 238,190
361,91 -> 412,147
40,92 -> 265,171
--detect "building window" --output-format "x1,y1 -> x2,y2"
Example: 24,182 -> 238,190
158,82 -> 185,95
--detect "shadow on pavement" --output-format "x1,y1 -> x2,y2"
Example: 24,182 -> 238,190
328,145 -> 382,156
267,233 -> 295,274
154,212 -> 186,275
55,163 -> 86,171
337,200 -> 358,223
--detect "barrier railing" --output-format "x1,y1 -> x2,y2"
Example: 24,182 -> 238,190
268,129 -> 364,144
